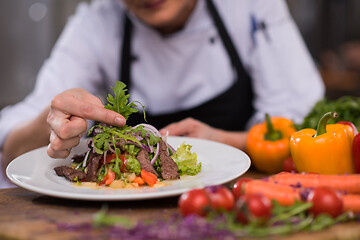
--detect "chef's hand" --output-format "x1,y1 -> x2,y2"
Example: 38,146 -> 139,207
160,117 -> 248,151
160,118 -> 220,141
47,88 -> 126,158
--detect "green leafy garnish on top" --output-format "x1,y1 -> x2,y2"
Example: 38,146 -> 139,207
104,81 -> 145,120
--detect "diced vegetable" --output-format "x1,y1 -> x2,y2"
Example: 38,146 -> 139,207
140,170 -> 158,186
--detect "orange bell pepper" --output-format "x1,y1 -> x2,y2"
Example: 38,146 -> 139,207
290,112 -> 355,174
246,114 -> 296,174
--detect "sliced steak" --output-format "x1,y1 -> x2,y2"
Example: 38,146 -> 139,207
54,166 -> 86,182
86,152 -> 102,182
71,153 -> 86,163
136,148 -> 158,177
158,140 -> 180,180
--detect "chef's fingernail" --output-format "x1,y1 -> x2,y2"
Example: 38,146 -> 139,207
115,117 -> 125,126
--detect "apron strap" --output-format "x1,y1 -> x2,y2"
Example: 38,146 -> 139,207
119,13 -> 133,89
118,0 -> 254,130
205,0 -> 250,82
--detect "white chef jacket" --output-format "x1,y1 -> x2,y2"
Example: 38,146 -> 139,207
0,0 -> 325,188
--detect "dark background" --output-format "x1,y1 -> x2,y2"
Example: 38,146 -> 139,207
0,0 -> 359,110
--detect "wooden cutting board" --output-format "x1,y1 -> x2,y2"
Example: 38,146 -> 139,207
0,170 -> 359,240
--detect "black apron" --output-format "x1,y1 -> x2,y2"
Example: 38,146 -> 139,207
120,0 -> 254,131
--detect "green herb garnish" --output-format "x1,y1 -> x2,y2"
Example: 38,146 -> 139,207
105,81 -> 145,120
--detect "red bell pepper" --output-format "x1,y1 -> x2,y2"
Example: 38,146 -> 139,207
353,133 -> 360,173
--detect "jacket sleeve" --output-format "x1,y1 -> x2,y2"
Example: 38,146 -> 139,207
0,1 -> 119,149
244,0 -> 325,128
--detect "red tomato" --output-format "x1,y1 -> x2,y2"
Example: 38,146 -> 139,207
100,169 -> 116,186
103,153 -> 127,172
178,189 -> 211,217
232,178 -> 253,199
205,186 -> 235,211
282,157 -> 298,173
307,187 -> 343,218
235,194 -> 273,224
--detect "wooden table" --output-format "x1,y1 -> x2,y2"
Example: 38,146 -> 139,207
1,170 -> 360,240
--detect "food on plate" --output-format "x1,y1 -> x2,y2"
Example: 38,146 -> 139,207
54,82 -> 201,187
290,111 -> 355,174
246,113 -> 296,174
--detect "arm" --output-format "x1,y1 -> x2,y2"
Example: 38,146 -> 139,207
1,106 -> 51,171
0,3 -> 119,163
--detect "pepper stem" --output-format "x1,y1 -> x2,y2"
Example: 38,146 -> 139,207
314,111 -> 338,137
264,113 -> 282,141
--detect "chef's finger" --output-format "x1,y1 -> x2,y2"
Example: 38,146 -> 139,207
47,144 -> 71,159
51,96 -> 126,127
49,130 -> 81,151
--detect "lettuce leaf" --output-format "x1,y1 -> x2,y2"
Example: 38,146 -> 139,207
171,142 -> 201,176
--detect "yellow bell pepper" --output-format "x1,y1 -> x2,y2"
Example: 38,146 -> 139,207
290,112 -> 355,174
246,114 -> 296,174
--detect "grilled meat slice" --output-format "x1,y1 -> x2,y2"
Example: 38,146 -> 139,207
158,140 -> 180,180
137,148 -> 158,177
54,166 -> 86,182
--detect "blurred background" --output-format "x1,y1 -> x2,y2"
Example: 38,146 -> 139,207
0,0 -> 360,110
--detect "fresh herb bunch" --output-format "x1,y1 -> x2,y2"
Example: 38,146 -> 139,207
297,96 -> 360,131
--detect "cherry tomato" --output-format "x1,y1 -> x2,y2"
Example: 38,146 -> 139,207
235,194 -> 273,225
307,187 -> 343,218
178,189 -> 211,217
232,178 -> 253,199
205,186 -> 235,211
282,157 -> 298,173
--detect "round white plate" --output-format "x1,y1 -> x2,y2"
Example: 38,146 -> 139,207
6,136 -> 251,201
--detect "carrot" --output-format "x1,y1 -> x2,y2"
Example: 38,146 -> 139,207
243,180 -> 302,206
133,176 -> 145,185
269,172 -> 360,194
243,177 -> 360,213
140,170 -> 158,186
343,194 -> 360,213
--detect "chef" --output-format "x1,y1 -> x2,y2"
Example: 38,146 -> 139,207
0,0 -> 324,188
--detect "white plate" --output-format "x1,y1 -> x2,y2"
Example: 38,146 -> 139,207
6,136 -> 250,201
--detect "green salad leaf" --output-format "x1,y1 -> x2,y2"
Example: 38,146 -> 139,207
171,142 -> 201,176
